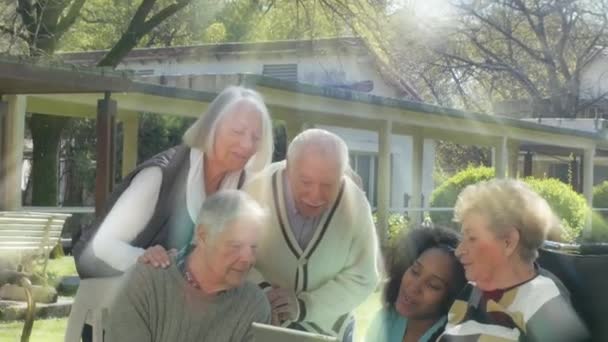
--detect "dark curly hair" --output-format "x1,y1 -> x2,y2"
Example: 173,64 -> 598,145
383,226 -> 467,312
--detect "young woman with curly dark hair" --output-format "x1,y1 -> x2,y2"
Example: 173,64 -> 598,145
367,226 -> 466,342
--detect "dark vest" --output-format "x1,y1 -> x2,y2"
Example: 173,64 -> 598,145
73,145 -> 244,278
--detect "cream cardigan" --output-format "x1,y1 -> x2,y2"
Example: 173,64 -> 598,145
244,161 -> 380,337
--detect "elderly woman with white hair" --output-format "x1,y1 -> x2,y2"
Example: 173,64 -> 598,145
73,86 -> 274,278
439,179 -> 589,341
107,190 -> 271,341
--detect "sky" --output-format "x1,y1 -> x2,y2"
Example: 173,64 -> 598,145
396,0 -> 455,19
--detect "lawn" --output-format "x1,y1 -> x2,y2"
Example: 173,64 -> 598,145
0,318 -> 67,342
1,256 -> 382,341
0,256 -> 78,342
0,288 -> 382,342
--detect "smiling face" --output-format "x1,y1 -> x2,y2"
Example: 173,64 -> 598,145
286,145 -> 342,218
201,216 -> 261,289
211,100 -> 263,172
456,212 -> 511,290
395,248 -> 456,320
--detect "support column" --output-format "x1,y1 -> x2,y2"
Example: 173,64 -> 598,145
508,140 -> 520,178
95,93 -> 117,217
493,137 -> 509,178
583,147 -> 595,238
121,115 -> 139,177
523,151 -> 533,177
377,120 -> 392,246
0,95 -> 26,210
570,155 -> 580,192
410,134 -> 424,225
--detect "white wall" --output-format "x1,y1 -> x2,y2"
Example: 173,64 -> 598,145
317,125 -> 435,210
120,52 -> 398,98
580,53 -> 608,100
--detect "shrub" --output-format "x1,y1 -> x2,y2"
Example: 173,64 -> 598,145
524,177 -> 587,242
585,211 -> 608,243
593,181 -> 608,210
387,213 -> 410,245
374,212 -> 411,247
587,181 -> 608,242
429,166 -> 588,242
429,166 -> 494,226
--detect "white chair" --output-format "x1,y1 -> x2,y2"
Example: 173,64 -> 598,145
64,277 -> 123,342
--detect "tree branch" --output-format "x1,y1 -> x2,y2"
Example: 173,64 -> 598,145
56,0 -> 87,37
455,1 -> 547,64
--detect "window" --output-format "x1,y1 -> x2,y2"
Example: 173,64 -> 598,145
350,152 -> 380,207
134,69 -> 155,76
262,64 -> 298,82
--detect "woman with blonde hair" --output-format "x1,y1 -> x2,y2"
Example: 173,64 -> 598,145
439,179 -> 589,341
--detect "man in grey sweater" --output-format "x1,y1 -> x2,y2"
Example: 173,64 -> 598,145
107,190 -> 271,341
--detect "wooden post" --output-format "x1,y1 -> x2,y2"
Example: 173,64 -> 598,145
0,95 -> 26,210
95,92 -> 117,217
410,134 -> 424,225
583,147 -> 595,238
523,151 -> 533,177
494,137 -> 509,179
377,120 -> 392,245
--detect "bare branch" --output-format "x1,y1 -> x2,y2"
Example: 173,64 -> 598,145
56,0 -> 87,37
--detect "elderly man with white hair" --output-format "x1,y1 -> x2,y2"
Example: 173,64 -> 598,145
107,190 -> 270,342
244,128 -> 380,341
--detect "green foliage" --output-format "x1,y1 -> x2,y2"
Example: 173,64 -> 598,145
429,166 -> 495,226
138,113 -> 195,162
202,22 -> 228,43
585,212 -> 608,243
435,141 -> 491,176
387,213 -> 410,246
429,166 -> 588,242
373,212 -> 411,248
58,0 -> 223,51
585,181 -> 608,243
524,177 -> 587,242
592,181 -> 608,210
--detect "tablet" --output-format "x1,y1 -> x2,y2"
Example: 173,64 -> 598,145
252,322 -> 338,342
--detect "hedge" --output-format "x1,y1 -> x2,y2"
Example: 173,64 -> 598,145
429,167 -> 588,242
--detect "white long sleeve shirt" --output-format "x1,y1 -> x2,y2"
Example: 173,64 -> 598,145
91,148 -> 242,271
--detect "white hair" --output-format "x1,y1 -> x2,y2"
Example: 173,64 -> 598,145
196,190 -> 267,242
182,86 -> 273,173
286,128 -> 349,176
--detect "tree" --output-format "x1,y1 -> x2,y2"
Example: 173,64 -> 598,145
431,0 -> 608,117
0,0 -> 197,205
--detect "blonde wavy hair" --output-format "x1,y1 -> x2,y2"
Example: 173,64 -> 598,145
453,179 -> 560,262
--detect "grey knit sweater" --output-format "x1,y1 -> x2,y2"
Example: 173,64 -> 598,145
107,262 -> 271,341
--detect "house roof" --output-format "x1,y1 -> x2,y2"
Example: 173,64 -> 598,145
240,74 -> 607,142
0,56 -> 133,94
59,37 -> 423,101
59,37 -> 369,65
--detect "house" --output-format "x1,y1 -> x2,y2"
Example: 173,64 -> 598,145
492,47 -> 608,191
60,37 -> 434,211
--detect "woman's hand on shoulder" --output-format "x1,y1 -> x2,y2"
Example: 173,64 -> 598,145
137,245 -> 176,268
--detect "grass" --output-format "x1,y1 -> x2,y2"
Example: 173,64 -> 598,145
0,285 -> 382,341
1,256 -> 382,341
0,256 -> 78,342
38,255 -> 78,288
0,318 -> 66,342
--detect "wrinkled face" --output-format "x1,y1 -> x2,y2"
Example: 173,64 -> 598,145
203,217 -> 261,289
395,248 -> 455,320
456,212 -> 508,289
287,147 -> 342,218
212,101 -> 263,172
